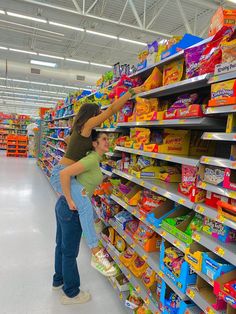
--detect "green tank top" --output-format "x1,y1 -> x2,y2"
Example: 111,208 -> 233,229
64,129 -> 92,162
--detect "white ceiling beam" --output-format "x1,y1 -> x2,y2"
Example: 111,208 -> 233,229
17,0 -> 172,37
72,0 -> 82,13
176,0 -> 192,33
83,0 -> 85,14
183,0 -> 219,10
146,0 -> 169,30
119,0 -> 128,23
143,0 -> 147,28
86,0 -> 99,14
128,0 -> 143,28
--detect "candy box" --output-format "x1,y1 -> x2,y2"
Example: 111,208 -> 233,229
224,280 -> 236,299
146,200 -> 177,228
185,242 -> 210,272
114,211 -> 134,230
164,110 -> 177,120
205,191 -> 230,209
202,251 -> 235,280
158,166 -> 181,183
209,79 -> 236,107
130,166 -> 161,179
196,276 -> 227,311
119,247 -> 138,268
161,207 -> 194,244
201,164 -> 225,186
133,221 -> 162,252
208,7 -> 236,36
223,168 -> 236,191
161,33 -> 203,60
121,182 -> 142,206
114,274 -> 129,292
157,129 -> 190,155
141,110 -> 165,121
214,270 -> 236,309
203,216 -> 236,243
217,200 -> 236,223
160,240 -> 197,293
143,143 -> 159,153
178,184 -> 206,203
129,255 -> 148,278
189,133 -> 216,157
175,104 -> 205,118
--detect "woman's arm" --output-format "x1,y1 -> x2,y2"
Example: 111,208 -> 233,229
60,161 -> 85,210
82,85 -> 145,135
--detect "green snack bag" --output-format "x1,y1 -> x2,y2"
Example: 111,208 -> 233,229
185,213 -> 203,236
165,214 -> 191,226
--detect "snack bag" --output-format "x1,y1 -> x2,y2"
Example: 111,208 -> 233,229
134,97 -> 158,116
141,267 -> 156,288
119,247 -> 138,267
133,221 -> 155,246
185,43 -> 206,78
163,59 -> 184,86
143,67 -> 162,90
199,26 -> 234,75
185,213 -> 203,236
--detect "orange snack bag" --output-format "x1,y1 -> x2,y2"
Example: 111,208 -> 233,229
163,59 -> 184,86
143,67 -> 162,90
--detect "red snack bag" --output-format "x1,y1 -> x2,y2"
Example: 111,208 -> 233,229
199,26 -> 234,75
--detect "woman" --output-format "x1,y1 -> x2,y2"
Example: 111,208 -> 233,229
52,131 -> 114,304
50,86 -> 144,273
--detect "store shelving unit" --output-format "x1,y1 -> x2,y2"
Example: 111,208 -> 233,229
38,37 -> 236,313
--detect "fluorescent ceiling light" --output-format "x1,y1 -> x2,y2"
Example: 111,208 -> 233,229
90,62 -> 112,68
38,53 -> 64,60
30,59 -> 57,68
119,37 -> 146,46
12,79 -> 30,83
49,21 -> 84,32
227,0 -> 236,3
30,81 -> 48,86
7,11 -> 47,23
0,10 -> 5,14
0,46 -> 8,50
86,30 -> 117,39
48,83 -> 64,87
9,48 -> 37,55
65,58 -> 89,64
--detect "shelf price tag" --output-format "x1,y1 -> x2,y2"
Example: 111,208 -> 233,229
173,240 -> 181,248
215,246 -> 225,257
179,119 -> 185,124
131,243 -> 136,249
216,214 -> 226,223
192,233 -> 201,242
202,157 -> 210,163
228,191 -> 236,199
132,209 -> 137,215
160,230 -> 166,237
196,205 -> 205,214
199,181 -> 207,189
140,216 -> 145,221
158,271 -> 164,278
136,285 -> 141,293
206,306 -> 215,314
142,254 -> 148,261
144,297 -> 150,305
231,161 -> 236,168
123,234 -> 127,240
152,186 -> 158,192
140,180 -> 145,187
124,203 -> 128,209
205,133 -> 213,139
186,288 -> 195,300
151,153 -> 156,158
119,293 -> 123,300
178,198 -> 186,205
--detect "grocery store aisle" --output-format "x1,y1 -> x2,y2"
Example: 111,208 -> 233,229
0,156 -> 127,314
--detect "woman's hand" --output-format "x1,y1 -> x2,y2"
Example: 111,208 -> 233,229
67,199 -> 77,211
132,85 -> 146,95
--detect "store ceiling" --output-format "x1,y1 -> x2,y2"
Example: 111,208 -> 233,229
0,0 -> 234,116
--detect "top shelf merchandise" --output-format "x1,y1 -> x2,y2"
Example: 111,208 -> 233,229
39,15 -> 236,314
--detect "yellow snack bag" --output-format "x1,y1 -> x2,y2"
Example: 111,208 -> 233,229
143,67 -> 162,90
163,59 -> 184,86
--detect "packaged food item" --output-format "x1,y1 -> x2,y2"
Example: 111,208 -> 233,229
143,67 -> 162,90
129,255 -> 148,278
115,234 -> 127,252
164,93 -> 199,118
141,267 -> 156,288
117,101 -> 134,123
208,7 -> 236,37
185,213 -> 203,236
132,97 -> 159,121
209,79 -> 236,107
163,246 -> 184,277
199,26 -> 234,75
203,216 -> 236,243
221,37 -> 236,63
119,247 -> 138,267
203,165 -> 225,186
185,43 -> 206,78
163,59 -> 184,86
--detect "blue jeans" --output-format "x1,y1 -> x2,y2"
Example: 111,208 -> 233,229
53,196 -> 82,298
50,164 -> 98,249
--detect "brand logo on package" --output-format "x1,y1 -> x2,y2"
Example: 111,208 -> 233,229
215,61 -> 236,75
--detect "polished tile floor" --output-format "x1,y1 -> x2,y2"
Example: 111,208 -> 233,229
0,155 -> 127,314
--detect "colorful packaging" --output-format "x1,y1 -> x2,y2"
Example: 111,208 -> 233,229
221,37 -> 236,63
163,59 -> 184,86
185,43 -> 206,78
141,267 -> 156,288
199,26 -> 234,75
129,255 -> 148,278
203,166 -> 225,186
209,7 -> 236,36
211,80 -> 236,99
143,67 -> 163,90
203,216 -> 236,243
119,247 -> 138,267
132,97 -> 159,121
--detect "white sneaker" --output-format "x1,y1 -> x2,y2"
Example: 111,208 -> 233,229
61,290 -> 91,305
52,284 -> 63,291
91,250 -> 117,277
94,220 -> 104,234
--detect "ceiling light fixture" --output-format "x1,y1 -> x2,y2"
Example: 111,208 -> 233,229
90,62 -> 112,68
227,0 -> 236,3
49,21 -> 84,32
86,30 -> 117,39
65,58 -> 89,64
0,46 -> 8,50
30,59 -> 57,68
30,81 -> 48,86
38,53 -> 65,60
7,11 -> 47,23
9,48 -> 37,55
0,10 -> 5,14
119,37 -> 146,46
